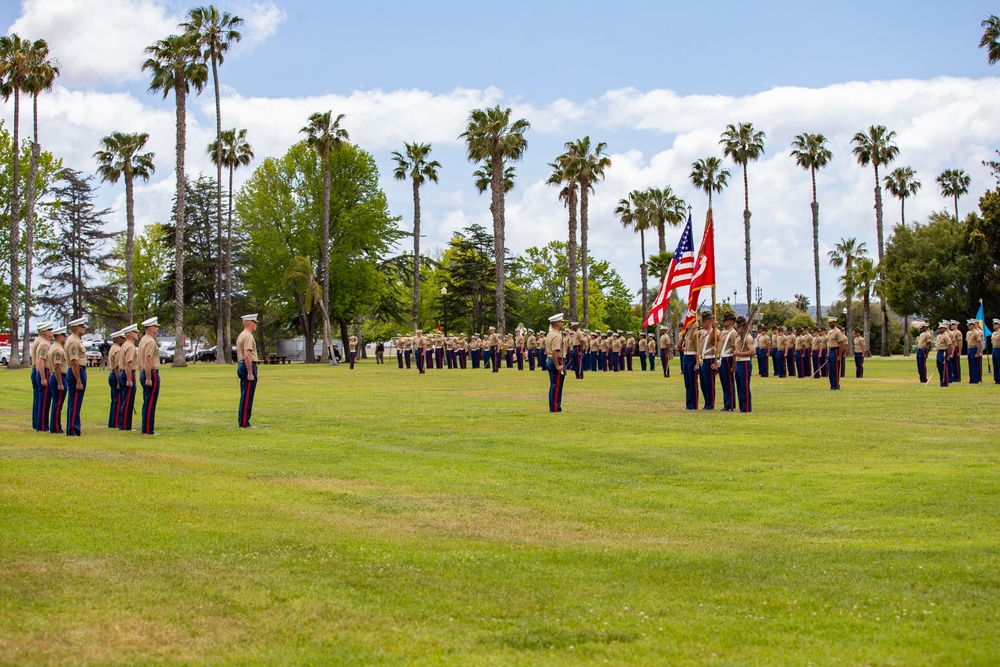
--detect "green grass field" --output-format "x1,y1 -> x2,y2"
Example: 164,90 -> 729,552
1,357 -> 998,666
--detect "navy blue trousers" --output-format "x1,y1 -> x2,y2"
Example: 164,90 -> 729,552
118,371 -> 136,430
993,349 -> 999,384
65,369 -> 87,436
699,360 -> 717,409
720,357 -> 735,410
967,348 -> 981,384
736,360 -> 752,412
546,359 -> 564,412
757,349 -> 768,377
916,348 -> 928,382
32,368 -> 53,431
660,350 -> 669,377
937,350 -> 949,387
828,350 -> 840,390
855,353 -> 864,378
108,370 -> 120,428
140,369 -> 160,434
49,374 -> 66,434
238,361 -> 258,427
682,355 -> 698,409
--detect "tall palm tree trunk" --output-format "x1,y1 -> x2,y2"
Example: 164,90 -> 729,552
173,80 -> 188,366
873,168 -> 888,356
567,185 -> 578,321
211,51 -> 225,363
953,196 -> 959,221
639,228 -> 648,317
656,216 -> 666,255
125,174 -> 136,323
320,160 -> 332,362
580,177 -> 590,328
863,289 -> 871,351
491,150 -> 506,334
21,96 -> 40,365
742,165 -> 752,311
411,177 -> 420,333
811,167 -> 821,324
224,163 -> 233,360
845,257 -> 854,355
8,91 -> 21,369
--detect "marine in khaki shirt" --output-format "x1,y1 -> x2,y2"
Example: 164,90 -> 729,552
658,331 -> 671,357
108,339 -> 122,375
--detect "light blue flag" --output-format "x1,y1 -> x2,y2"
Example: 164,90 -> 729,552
977,302 -> 987,336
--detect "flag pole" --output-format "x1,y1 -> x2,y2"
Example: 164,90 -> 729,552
708,208 -> 717,325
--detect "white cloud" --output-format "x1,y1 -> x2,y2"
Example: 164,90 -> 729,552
9,0 -> 179,85
233,1 -> 286,50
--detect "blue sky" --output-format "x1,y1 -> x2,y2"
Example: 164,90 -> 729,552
3,0 -> 999,309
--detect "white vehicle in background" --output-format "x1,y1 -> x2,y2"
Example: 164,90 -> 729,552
0,345 -> 10,366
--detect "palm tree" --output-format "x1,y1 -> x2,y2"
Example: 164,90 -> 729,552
936,168 -> 971,220
301,111 -> 349,363
208,128 -> 253,361
644,186 -> 686,255
19,38 -> 58,366
980,15 -> 1000,65
564,137 -> 610,328
0,33 -> 31,369
143,32 -> 207,367
547,154 -> 579,320
391,142 -> 441,333
690,157 -> 730,212
720,122 -> 766,310
282,255 -> 329,324
851,125 -> 899,356
473,163 -> 515,194
853,256 -> 878,351
615,190 -> 653,318
790,132 -> 832,324
94,132 -> 155,323
183,5 -> 243,361
828,237 -> 867,354
884,166 -> 921,226
460,106 -> 530,335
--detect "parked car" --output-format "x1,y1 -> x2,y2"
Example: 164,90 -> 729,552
84,341 -> 102,366
0,345 -> 10,366
188,345 -> 236,363
159,342 -> 175,364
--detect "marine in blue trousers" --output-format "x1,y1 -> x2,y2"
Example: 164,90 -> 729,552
733,316 -> 755,413
138,317 -> 161,435
64,318 -> 90,436
30,322 -> 55,431
697,312 -> 719,410
118,325 -> 140,431
237,314 -> 260,428
991,318 -> 1000,384
544,313 -> 566,412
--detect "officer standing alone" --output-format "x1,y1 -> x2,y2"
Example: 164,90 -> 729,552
138,317 -> 160,435
544,313 -> 566,412
237,314 -> 259,428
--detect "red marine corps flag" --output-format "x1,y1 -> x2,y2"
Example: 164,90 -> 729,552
643,211 -> 695,327
682,211 -> 717,331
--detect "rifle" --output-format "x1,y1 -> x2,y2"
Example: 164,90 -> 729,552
733,300 -> 762,373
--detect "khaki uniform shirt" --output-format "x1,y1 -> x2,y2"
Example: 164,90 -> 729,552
48,341 -> 66,375
109,342 -> 122,373
698,328 -> 720,358
719,327 -> 738,357
935,332 -> 952,351
487,332 -> 499,347
638,337 -> 648,353
658,332 -> 671,353
544,326 -> 563,358
967,329 -> 983,349
992,328 -> 1000,347
917,331 -> 933,349
683,329 -> 698,354
65,334 -> 87,367
757,333 -> 770,351
599,338 -> 610,352
735,331 -> 756,357
950,329 -> 963,352
611,337 -> 623,353
237,329 -> 258,363
802,333 -> 813,350
138,334 -> 160,370
854,336 -> 866,353
33,337 -> 51,368
122,341 -> 137,373
625,336 -> 635,351
827,327 -> 847,349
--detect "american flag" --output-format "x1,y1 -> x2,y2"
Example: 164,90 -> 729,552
643,212 -> 695,327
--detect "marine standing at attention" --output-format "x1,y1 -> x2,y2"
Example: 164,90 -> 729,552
966,319 -> 983,384
826,317 -> 847,390
48,327 -> 68,434
414,329 -> 426,374
31,322 -> 54,431
914,321 -> 931,383
138,317 -> 161,435
733,316 -> 755,413
756,325 -> 769,378
237,314 -> 259,428
64,317 -> 89,437
718,313 -> 738,411
107,331 -> 124,428
698,312 -> 720,410
853,329 -> 866,378
348,335 -> 358,370
487,326 -> 500,372
544,313 -> 565,412
659,328 -> 671,378
935,321 -> 953,387
992,318 -> 1000,384
118,324 -> 139,430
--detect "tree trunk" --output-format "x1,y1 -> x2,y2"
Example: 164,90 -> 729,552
639,228 -> 648,321
339,319 -> 350,358
873,167 -> 888,356
320,157 -> 332,362
580,177 -> 590,328
412,177 -> 420,333
863,291 -> 871,351
742,164 -> 752,313
811,167 -> 821,324
8,90 -> 21,369
953,195 -> 959,222
904,315 -> 910,357
125,172 -> 136,323
491,149 -> 506,335
21,96 -> 40,366
212,50 -> 225,364
224,162 -> 233,362
845,257 -> 853,355
657,215 -> 666,255
172,78 -> 188,366
567,184 -> 578,321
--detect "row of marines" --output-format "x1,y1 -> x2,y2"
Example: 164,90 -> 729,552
918,318 -> 998,386
30,317 -> 162,436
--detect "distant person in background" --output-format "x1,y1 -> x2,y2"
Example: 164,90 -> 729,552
544,313 -> 565,412
915,321 -> 932,383
48,327 -> 68,434
966,319 -> 983,384
348,335 -> 358,369
237,314 -> 259,428
853,328 -> 866,378
31,322 -> 54,431
992,318 -> 1000,384
375,340 -> 385,364
64,317 -> 89,436
119,325 -> 139,431
138,317 -> 161,435
935,322 -> 953,388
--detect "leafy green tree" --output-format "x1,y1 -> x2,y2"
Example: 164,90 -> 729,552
793,293 -> 810,312
615,190 -> 652,317
980,15 -> 1000,65
720,122 -> 766,309
547,153 -> 579,320
37,169 -> 115,323
208,127 -> 253,359
183,5 -> 242,358
851,124 -> 899,355
936,169 -> 970,221
967,194 -> 1000,317
564,137 -> 610,328
107,223 -> 170,324
391,142 -> 440,332
884,166 -> 921,225
853,256 -> 879,349
460,106 -> 530,335
301,111 -> 349,362
758,300 -> 796,329
790,132 -> 832,323
143,31 -> 207,365
438,225 -> 503,335
828,237 -> 866,354
0,33 -> 33,367
94,131 -> 155,323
